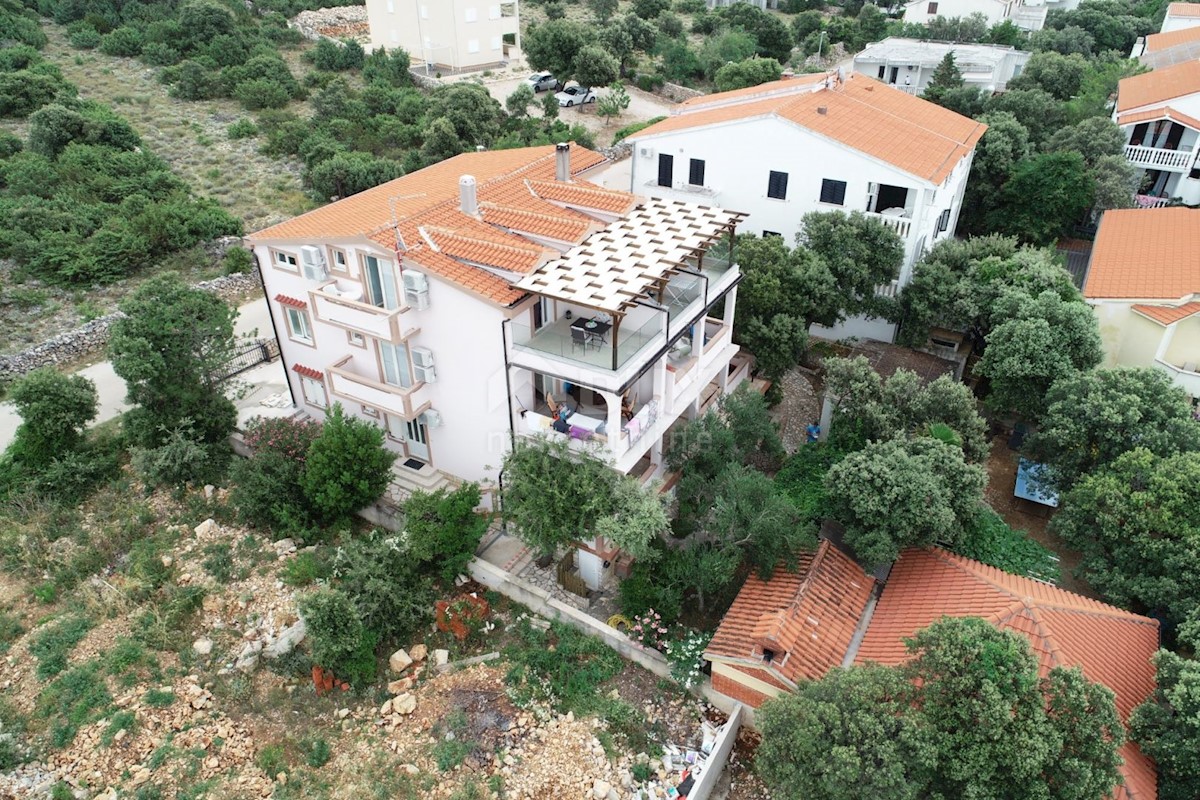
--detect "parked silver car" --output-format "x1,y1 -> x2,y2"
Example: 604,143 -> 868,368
524,72 -> 561,93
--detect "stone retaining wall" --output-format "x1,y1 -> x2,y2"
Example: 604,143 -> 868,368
290,5 -> 368,42
657,81 -> 705,103
0,245 -> 260,381
599,141 -> 633,162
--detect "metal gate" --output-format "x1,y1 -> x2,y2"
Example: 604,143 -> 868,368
213,338 -> 279,383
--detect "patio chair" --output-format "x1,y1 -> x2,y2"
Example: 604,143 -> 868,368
571,327 -> 588,352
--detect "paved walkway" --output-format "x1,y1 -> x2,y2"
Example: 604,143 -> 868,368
0,297 -> 284,451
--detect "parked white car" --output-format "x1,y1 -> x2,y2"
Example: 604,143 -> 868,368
555,83 -> 598,107
524,72 -> 561,93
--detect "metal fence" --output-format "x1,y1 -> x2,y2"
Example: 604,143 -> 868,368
213,338 -> 279,383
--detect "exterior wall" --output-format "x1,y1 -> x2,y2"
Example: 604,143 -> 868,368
1092,300 -> 1200,397
252,238 -> 514,489
1163,315 -> 1200,366
902,0 -> 1012,27
365,0 -> 519,71
1162,12 -> 1200,33
853,47 -> 1029,94
1116,311 -> 1166,367
710,666 -> 774,708
630,116 -> 970,285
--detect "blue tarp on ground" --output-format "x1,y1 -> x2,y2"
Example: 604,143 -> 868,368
1015,458 -> 1059,508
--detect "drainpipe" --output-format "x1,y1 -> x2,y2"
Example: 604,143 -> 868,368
253,249 -> 297,409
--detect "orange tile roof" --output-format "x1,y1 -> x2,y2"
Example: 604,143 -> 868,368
1118,60 -> 1200,111
1145,23 -> 1200,52
856,548 -> 1160,800
679,73 -> 828,108
629,74 -> 986,185
1132,301 -> 1200,324
292,364 -> 323,380
1165,1 -> 1200,16
705,540 -> 876,685
274,293 -> 307,309
250,144 -> 632,307
1117,105 -> 1200,131
1084,207 -> 1200,300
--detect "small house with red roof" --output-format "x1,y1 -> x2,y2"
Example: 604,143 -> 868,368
1083,206 -> 1200,400
706,544 -> 1160,799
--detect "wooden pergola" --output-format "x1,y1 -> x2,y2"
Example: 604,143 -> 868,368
515,198 -> 748,369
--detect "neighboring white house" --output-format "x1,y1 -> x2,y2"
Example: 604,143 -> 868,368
1133,23 -> 1200,69
1160,1 -> 1200,32
853,38 -> 1030,94
1114,60 -> 1200,206
246,143 -> 751,587
900,0 -> 1050,31
364,0 -> 520,73
626,72 -> 987,342
1084,207 -> 1200,400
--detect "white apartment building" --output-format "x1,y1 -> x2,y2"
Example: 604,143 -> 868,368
627,72 -> 986,342
246,144 -> 750,585
1114,60 -> 1200,206
900,0 -> 1052,31
1160,1 -> 1200,33
854,38 -> 1030,94
365,0 -> 520,73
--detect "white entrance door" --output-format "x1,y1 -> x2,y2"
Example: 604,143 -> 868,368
405,417 -> 430,462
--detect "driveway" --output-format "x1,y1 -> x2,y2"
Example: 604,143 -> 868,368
468,72 -> 678,147
0,296 -> 290,451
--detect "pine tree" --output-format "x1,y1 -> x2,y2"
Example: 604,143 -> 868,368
923,52 -> 964,101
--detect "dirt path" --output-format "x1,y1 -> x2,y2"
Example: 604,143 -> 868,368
39,23 -> 311,232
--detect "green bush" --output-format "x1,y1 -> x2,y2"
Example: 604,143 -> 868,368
953,506 -> 1061,582
503,620 -> 624,711
30,615 -> 93,680
613,115 -> 665,142
0,130 -> 21,158
281,550 -> 330,587
0,610 -> 24,653
233,78 -> 291,110
0,63 -> 74,118
774,443 -> 846,522
301,404 -> 396,525
131,423 -> 221,488
142,688 -> 176,708
298,589 -> 377,686
226,118 -> 258,139
100,26 -> 145,57
330,530 -> 436,644
618,556 -> 683,624
201,543 -> 234,584
301,736 -> 331,768
37,664 -> 112,748
222,246 -> 254,273
404,484 -> 487,584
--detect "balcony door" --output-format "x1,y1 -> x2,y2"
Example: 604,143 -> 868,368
364,256 -> 400,309
379,341 -> 412,389
386,414 -> 431,463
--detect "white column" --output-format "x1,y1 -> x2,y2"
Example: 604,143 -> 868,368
1155,322 -> 1178,363
723,285 -> 738,328
601,389 -> 622,456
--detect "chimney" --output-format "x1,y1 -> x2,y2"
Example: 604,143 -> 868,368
459,174 -> 478,216
555,142 -> 571,182
817,106 -> 828,115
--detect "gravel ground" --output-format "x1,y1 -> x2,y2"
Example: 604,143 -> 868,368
770,368 -> 823,454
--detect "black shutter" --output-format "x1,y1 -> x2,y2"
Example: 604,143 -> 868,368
657,153 -> 674,187
937,209 -> 951,232
820,179 -> 846,205
767,170 -> 788,199
689,158 -> 706,186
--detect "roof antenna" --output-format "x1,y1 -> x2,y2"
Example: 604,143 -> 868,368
387,196 -> 409,254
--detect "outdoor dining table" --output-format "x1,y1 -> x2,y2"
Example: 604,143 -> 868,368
570,316 -> 611,346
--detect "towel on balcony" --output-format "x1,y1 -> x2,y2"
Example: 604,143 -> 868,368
624,416 -> 642,441
569,425 -> 593,441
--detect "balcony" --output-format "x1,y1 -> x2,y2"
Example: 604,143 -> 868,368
1124,144 -> 1195,171
863,209 -> 913,239
309,280 -> 414,342
327,355 -> 430,420
1154,358 -> 1200,397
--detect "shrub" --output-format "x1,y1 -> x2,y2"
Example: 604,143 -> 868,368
665,630 -> 710,689
245,416 -> 320,461
233,78 -> 291,110
330,530 -> 436,644
37,664 -> 112,747
301,404 -> 396,525
2,368 -> 97,471
30,616 -> 93,680
954,507 -> 1061,583
301,736 -> 331,768
226,118 -> 258,139
404,483 -> 487,584
0,130 -> 22,158
142,688 -> 175,708
100,710 -> 136,746
222,246 -> 254,274
229,450 -> 312,536
298,589 -> 377,686
613,115 -> 665,142
100,26 -> 145,57
0,611 -> 24,653
131,423 -> 220,488
201,543 -> 234,584
618,559 -> 683,624
281,550 -> 330,587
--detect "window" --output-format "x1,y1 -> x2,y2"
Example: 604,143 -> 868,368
348,330 -> 366,348
767,170 -> 788,200
657,153 -> 674,187
285,307 -> 313,344
877,65 -> 885,80
927,1 -> 938,12
273,250 -> 298,271
467,38 -> 480,53
819,178 -> 847,206
385,0 -> 393,11
300,376 -> 327,408
464,6 -> 477,22
363,256 -> 400,309
362,405 -> 379,418
763,230 -> 782,237
688,158 -> 706,187
489,4 -> 501,19
937,208 -> 951,233
1190,167 -> 1200,180
379,341 -> 413,389
490,36 -> 502,50
329,248 -> 349,273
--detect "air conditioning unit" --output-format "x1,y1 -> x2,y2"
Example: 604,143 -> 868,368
638,146 -> 654,159
414,363 -> 437,384
299,245 -> 327,282
421,408 -> 443,428
403,270 -> 430,310
411,347 -> 435,368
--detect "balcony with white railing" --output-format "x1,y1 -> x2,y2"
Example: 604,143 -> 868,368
863,209 -> 913,239
1124,144 -> 1196,171
1154,359 -> 1200,397
309,280 -> 415,342
327,355 -> 431,421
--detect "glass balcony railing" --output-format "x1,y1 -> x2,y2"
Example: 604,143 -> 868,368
511,314 -> 664,372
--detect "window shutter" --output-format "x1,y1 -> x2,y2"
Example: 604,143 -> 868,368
657,154 -> 674,188
937,209 -> 951,232
820,179 -> 846,206
767,171 -> 788,200
689,158 -> 705,186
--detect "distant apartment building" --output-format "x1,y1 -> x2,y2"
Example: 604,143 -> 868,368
1133,23 -> 1200,69
1160,1 -> 1200,33
900,0 -> 1054,31
627,72 -> 986,342
245,144 -> 752,588
1114,60 -> 1200,205
853,38 -> 1030,95
365,0 -> 520,73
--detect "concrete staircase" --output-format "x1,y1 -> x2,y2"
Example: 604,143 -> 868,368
385,460 -> 458,504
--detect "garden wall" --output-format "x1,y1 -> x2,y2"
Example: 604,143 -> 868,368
689,702 -> 744,800
657,81 -> 705,103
